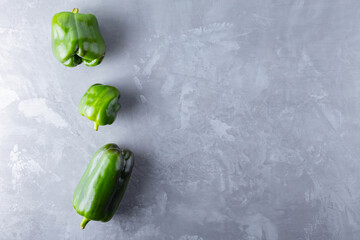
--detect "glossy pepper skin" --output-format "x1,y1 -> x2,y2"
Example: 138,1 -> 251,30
73,144 -> 135,229
79,83 -> 121,131
51,8 -> 106,67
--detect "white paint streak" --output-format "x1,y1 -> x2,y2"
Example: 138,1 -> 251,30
142,51 -> 160,76
139,95 -> 147,103
18,98 -> 68,128
178,235 -> 204,240
180,83 -> 195,129
161,74 -> 175,94
209,119 -> 235,141
0,88 -> 19,110
9,144 -> 45,189
238,213 -> 279,240
133,76 -> 143,90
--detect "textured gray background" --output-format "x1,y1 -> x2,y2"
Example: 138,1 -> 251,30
1,0 -> 360,239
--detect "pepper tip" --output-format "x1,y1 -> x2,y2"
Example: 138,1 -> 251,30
80,217 -> 90,229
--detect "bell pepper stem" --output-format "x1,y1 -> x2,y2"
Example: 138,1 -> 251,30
72,8 -> 79,13
80,217 -> 90,229
94,122 -> 99,131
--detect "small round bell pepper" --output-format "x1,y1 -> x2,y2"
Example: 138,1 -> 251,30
51,8 -> 106,67
73,143 -> 135,229
79,83 -> 121,131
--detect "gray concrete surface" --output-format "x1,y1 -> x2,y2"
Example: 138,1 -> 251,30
1,0 -> 360,239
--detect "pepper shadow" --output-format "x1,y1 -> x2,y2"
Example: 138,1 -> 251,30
108,79 -> 141,116
118,86 -> 140,116
97,15 -> 130,60
114,150 -> 155,217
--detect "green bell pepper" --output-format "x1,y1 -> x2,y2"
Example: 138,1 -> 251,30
79,83 -> 121,131
51,8 -> 106,67
73,143 -> 135,229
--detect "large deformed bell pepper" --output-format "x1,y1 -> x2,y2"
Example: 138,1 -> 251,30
79,83 -> 121,131
51,8 -> 106,67
73,143 -> 135,229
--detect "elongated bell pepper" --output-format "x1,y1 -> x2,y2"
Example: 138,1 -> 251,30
79,83 -> 121,131
51,8 -> 106,67
73,144 -> 135,229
